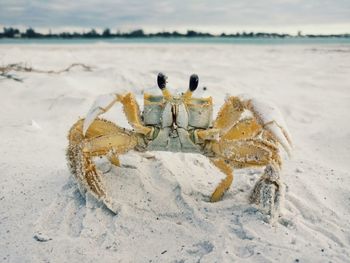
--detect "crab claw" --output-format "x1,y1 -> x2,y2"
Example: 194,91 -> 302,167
239,95 -> 293,156
83,93 -> 118,136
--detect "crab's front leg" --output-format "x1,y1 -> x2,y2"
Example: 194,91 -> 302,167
80,132 -> 138,205
83,92 -> 153,137
68,118 -> 138,205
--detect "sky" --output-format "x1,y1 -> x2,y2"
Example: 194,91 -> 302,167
0,0 -> 349,34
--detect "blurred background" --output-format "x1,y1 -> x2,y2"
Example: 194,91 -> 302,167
1,0 -> 350,42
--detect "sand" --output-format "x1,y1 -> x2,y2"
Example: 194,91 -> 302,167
0,43 -> 350,262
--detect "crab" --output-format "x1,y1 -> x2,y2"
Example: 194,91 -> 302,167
67,73 -> 292,220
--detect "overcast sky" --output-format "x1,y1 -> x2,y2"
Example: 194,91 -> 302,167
0,0 -> 349,34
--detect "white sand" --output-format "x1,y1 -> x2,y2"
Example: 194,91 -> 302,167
0,43 -> 350,262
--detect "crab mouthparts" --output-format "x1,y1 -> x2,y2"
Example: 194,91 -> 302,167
171,104 -> 178,130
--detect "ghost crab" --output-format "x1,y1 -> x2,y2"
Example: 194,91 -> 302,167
67,73 -> 292,219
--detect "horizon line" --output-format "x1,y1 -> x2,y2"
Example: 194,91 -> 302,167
1,26 -> 350,38
2,23 -> 350,36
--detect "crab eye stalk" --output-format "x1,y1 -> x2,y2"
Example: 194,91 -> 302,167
157,72 -> 172,100
183,73 -> 199,101
157,72 -> 167,90
189,74 -> 199,92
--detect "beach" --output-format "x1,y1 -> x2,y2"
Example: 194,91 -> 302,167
0,43 -> 350,262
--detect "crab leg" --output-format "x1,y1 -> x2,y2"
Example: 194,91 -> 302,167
211,137 -> 282,219
83,92 -> 153,137
214,139 -> 277,166
67,118 -> 137,201
221,118 -> 262,141
119,93 -> 153,136
195,128 -> 220,142
209,158 -> 234,202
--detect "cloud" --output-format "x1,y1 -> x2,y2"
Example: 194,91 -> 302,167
0,0 -> 349,33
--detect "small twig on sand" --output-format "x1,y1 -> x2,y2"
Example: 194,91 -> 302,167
0,63 -> 94,82
0,72 -> 23,82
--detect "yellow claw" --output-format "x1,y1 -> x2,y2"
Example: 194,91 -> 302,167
213,96 -> 244,134
83,92 -> 153,137
222,118 -> 262,141
118,93 -> 153,135
240,95 -> 293,156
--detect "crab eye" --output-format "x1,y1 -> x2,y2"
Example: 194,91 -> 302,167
189,74 -> 199,92
157,72 -> 167,90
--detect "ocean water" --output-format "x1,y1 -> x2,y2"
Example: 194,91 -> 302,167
1,37 -> 350,45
